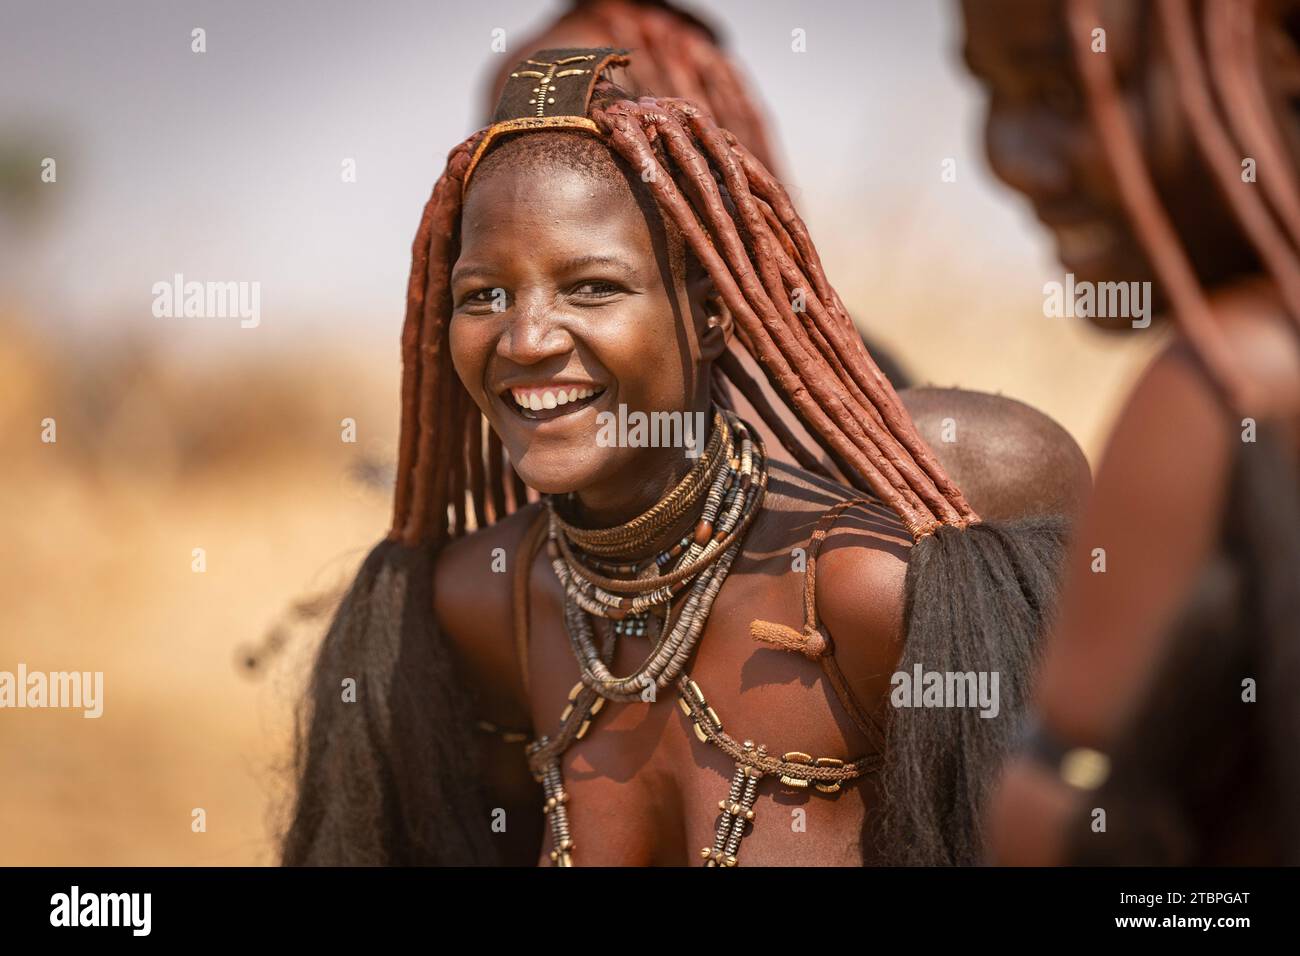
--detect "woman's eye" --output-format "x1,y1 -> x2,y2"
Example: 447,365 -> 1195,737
461,287 -> 506,310
570,280 -> 623,298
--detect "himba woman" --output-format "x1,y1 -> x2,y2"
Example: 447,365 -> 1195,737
281,47 -> 1068,867
486,0 -> 1094,524
962,0 -> 1300,863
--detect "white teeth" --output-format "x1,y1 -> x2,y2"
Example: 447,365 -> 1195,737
510,385 -> 602,411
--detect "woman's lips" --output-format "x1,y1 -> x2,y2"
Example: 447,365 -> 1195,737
503,383 -> 607,421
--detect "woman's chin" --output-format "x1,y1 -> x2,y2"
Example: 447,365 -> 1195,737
511,457 -> 606,498
517,473 -> 585,497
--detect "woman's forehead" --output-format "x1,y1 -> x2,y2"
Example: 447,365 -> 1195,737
458,136 -> 683,273
468,129 -> 629,194
461,159 -> 648,243
454,160 -> 688,287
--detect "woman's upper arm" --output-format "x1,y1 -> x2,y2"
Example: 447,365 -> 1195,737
812,516 -> 910,722
1037,346 -> 1235,743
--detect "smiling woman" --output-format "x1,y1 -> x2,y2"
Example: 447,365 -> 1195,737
280,48 -> 1070,868
449,129 -> 722,504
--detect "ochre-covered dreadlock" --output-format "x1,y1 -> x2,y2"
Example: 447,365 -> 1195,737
285,67 -> 1067,868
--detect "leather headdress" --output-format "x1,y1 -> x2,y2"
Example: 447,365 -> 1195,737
462,47 -> 630,191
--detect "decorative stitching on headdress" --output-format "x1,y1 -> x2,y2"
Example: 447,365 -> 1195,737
462,47 -> 629,193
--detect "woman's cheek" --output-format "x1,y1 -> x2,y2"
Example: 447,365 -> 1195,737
448,317 -> 490,409
623,295 -> 694,403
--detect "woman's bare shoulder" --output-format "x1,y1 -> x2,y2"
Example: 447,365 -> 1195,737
811,505 -> 910,675
744,461 -> 912,722
434,502 -> 546,597
753,461 -> 910,651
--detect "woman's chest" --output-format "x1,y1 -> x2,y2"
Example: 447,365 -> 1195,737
523,567 -> 881,866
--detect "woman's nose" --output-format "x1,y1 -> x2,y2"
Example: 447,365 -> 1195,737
496,292 -> 573,366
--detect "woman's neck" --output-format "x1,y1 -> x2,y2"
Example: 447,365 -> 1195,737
569,452 -> 698,557
562,408 -> 722,558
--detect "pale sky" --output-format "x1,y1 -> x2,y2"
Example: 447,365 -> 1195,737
0,0 -> 1055,351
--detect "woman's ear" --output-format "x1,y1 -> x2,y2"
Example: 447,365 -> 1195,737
693,279 -> 734,362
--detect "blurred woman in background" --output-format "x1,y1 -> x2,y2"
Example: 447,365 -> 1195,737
962,0 -> 1300,864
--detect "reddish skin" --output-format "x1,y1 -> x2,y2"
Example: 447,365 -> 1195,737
436,154 -> 910,866
901,387 -> 1091,523
963,0 -> 1300,863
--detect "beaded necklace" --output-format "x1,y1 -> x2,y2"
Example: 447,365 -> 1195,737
525,410 -> 879,866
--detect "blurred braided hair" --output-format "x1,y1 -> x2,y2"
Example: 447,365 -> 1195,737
1067,0 -> 1300,407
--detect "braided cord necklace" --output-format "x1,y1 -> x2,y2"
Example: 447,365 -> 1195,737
525,409 -> 878,866
549,409 -> 728,558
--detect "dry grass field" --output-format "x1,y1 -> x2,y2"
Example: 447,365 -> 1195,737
0,316 -> 396,864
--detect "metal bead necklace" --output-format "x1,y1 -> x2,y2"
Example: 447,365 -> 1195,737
546,412 -> 760,702
526,409 -> 878,866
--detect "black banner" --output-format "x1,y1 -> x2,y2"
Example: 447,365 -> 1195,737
0,866 -> 1283,941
